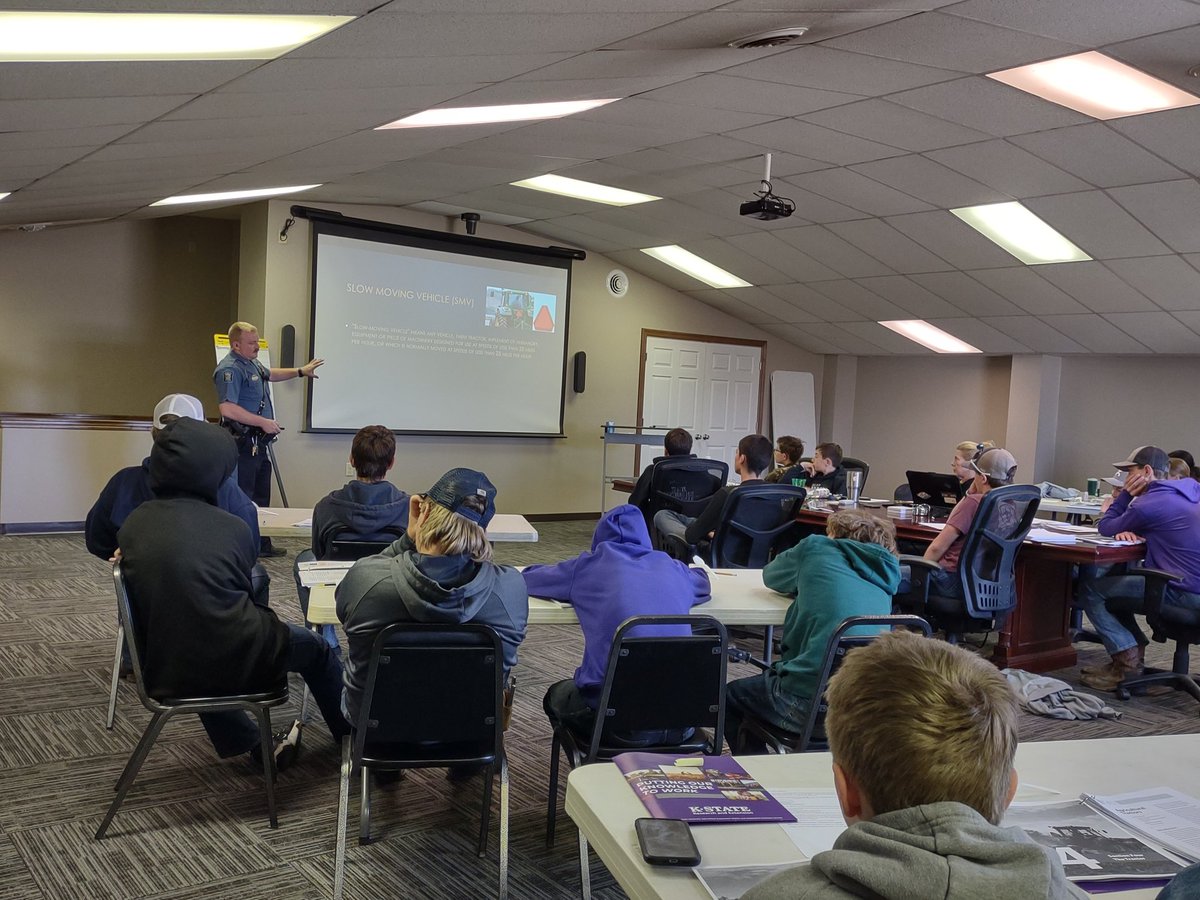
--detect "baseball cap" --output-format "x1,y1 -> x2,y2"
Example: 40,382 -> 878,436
426,468 -> 496,527
152,393 -> 204,428
1103,470 -> 1127,488
1112,446 -> 1169,473
970,447 -> 1018,482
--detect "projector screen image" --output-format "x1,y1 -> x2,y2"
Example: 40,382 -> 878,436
306,219 -> 572,435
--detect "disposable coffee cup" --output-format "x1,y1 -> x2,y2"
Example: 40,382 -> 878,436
1086,478 -> 1099,497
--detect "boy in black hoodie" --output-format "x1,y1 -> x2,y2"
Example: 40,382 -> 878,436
118,418 -> 349,766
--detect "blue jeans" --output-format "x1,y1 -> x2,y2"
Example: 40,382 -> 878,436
200,623 -> 350,758
928,567 -> 964,600
293,549 -> 339,652
1079,574 -> 1200,656
653,509 -> 694,545
543,679 -> 692,747
724,672 -> 811,754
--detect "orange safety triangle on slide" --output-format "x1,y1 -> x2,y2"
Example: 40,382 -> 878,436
533,304 -> 554,331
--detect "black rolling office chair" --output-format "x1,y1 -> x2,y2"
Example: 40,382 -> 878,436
705,483 -> 808,569
1112,568 -> 1200,707
640,457 -> 728,544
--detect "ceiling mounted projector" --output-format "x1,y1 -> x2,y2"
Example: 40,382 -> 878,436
739,152 -> 795,221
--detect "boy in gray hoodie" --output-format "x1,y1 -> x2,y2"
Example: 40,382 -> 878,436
744,631 -> 1086,900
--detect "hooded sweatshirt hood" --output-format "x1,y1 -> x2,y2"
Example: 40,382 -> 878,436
745,802 -> 1085,899
591,503 -> 653,552
148,418 -> 238,503
311,479 -> 410,558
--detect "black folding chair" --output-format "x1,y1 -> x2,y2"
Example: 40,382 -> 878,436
544,614 -> 728,899
732,615 -> 932,754
97,563 -> 288,839
334,623 -> 508,899
325,525 -> 403,562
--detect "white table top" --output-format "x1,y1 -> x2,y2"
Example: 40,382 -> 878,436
306,567 -> 790,628
565,733 -> 1200,900
257,507 -> 538,542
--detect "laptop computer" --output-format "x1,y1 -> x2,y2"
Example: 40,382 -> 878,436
905,471 -> 966,513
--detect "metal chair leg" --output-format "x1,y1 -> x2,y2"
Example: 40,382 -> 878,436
478,762 -> 495,857
498,752 -> 509,900
106,626 -> 124,730
545,732 -> 561,847
762,625 -> 775,664
252,706 -> 279,828
578,830 -> 592,900
359,767 -> 372,845
96,710 -> 169,839
333,736 -> 352,900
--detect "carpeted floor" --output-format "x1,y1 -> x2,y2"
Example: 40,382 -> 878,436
0,522 -> 1197,899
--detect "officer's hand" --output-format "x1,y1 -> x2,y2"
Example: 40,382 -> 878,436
261,419 -> 283,435
302,358 -> 325,379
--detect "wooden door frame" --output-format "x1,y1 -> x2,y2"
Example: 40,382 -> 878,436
634,329 -> 768,469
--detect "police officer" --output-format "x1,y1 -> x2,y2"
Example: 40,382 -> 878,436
214,321 -> 324,557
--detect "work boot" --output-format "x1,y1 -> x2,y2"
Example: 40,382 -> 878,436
1080,658 -> 1115,677
1080,647 -> 1142,692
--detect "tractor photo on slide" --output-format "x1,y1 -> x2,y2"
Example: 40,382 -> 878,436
492,289 -> 533,330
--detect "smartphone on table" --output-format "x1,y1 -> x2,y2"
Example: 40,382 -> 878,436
635,817 -> 701,867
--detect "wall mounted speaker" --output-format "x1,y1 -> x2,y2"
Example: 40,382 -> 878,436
606,269 -> 629,297
573,351 -> 586,393
280,324 -> 296,368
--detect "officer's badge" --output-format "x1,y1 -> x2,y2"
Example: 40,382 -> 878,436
222,371 -> 232,382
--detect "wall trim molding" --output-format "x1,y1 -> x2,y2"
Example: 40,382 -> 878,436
0,412 -> 155,431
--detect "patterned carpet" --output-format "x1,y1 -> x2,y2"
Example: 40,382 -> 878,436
0,522 -> 1197,899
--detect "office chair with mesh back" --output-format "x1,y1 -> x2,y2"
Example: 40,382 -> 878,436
97,563 -> 288,839
334,622 -> 508,900
1113,568 -> 1200,707
641,457 -> 728,544
707,483 -> 808,569
545,615 -> 727,899
731,615 -> 932,754
896,484 -> 1040,644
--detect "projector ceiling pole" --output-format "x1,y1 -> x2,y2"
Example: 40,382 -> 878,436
763,152 -> 772,186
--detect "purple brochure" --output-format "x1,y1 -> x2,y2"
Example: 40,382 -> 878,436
615,753 -> 796,825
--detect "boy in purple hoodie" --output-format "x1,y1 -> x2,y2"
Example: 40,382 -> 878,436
522,504 -> 711,745
1079,445 -> 1200,691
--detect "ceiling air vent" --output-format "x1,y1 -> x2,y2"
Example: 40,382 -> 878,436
727,27 -> 809,49
607,269 -> 629,297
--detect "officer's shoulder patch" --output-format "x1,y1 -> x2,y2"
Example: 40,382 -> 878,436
222,371 -> 233,382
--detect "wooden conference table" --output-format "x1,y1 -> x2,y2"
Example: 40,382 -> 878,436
305,567 -> 789,627
565,732 -> 1199,900
257,507 -> 539,542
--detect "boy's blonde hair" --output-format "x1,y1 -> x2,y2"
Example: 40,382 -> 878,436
415,496 -> 493,563
1169,457 -> 1191,480
825,630 -> 1018,825
955,439 -> 995,458
826,508 -> 897,555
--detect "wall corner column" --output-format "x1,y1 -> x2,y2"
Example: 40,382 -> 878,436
819,354 -> 857,451
1005,355 -> 1061,483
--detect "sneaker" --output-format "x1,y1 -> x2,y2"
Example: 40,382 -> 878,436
248,720 -> 303,774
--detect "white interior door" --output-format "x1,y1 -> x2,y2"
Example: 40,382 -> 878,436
641,336 -> 762,477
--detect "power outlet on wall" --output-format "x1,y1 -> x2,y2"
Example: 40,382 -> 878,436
346,462 -> 355,477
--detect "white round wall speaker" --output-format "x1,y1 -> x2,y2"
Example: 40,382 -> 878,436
606,269 -> 629,297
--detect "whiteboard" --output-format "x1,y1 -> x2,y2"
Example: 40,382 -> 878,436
769,371 -> 816,453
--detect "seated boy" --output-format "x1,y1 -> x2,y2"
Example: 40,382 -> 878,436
765,435 -> 806,485
521,504 -> 711,745
801,442 -> 847,495
627,426 -> 695,509
724,509 -> 900,752
744,631 -> 1086,900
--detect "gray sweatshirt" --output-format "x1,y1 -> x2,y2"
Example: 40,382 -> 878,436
744,801 -> 1088,900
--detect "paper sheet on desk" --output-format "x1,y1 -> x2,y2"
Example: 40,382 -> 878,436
1026,528 -> 1078,544
291,518 -> 313,528
775,790 -> 845,858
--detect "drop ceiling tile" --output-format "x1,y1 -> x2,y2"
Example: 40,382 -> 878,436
683,237 -> 792,284
888,76 -> 1090,138
168,85 -> 484,121
607,248 -> 715,292
835,320 -> 931,354
966,267 -> 1089,315
0,125 -> 136,152
856,275 -> 965,318
718,45 -> 962,95
1168,311 -> 1200,338
792,322 -> 889,355
384,0 -> 726,10
807,279 -> 908,320
1011,124 -> 1186,189
767,183 -> 870,224
450,189 -> 614,221
643,74 -> 863,117
1040,314 -> 1151,353
1107,23 -> 1200,93
926,140 -> 1090,198
686,289 -> 782,325
979,316 -> 1087,353
519,220 -> 621,252
787,168 -> 933,217
578,97 -> 776,134
0,96 -> 195,131
410,200 -> 532,226
698,286 -> 820,323
824,11 -> 1079,73
1104,256 -> 1200,311
758,322 -> 850,356
760,283 -> 844,320
883,210 -> 1017,269
17,0 -> 377,10
449,75 -> 697,106
565,211 -> 685,246
510,48 -> 778,81
1034,262 -> 1157,313
910,272 -> 1025,317
925,317 -> 1031,353
1110,107 -> 1200,179
724,232 -> 842,282
946,0 -> 1200,45
727,119 -> 907,165
290,12 -> 688,57
0,60 -> 260,101
799,99 -> 992,152
825,219 -> 954,274
772,225 -> 895,278
1025,191 -> 1173,259
468,118 -> 696,159
1103,313 -> 1200,353
1107,180 -> 1200,254
0,146 -> 93,170
850,156 -> 1006,209
586,204 -> 730,243
607,9 -> 917,50
631,198 -> 761,239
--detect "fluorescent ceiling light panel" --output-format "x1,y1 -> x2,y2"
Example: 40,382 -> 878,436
510,174 -> 659,206
879,320 -> 981,354
0,12 -> 352,61
378,99 -> 617,129
151,185 -> 321,207
951,201 -> 1091,266
0,192 -> 10,201
641,245 -> 751,289
988,51 -> 1200,120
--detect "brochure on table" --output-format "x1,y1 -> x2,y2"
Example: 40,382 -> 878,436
615,754 -> 795,825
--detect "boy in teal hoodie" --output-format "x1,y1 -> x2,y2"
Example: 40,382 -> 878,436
725,508 -> 901,752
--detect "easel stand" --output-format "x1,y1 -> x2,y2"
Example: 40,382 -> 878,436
267,443 -> 289,508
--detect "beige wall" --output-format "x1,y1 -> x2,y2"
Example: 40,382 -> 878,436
249,200 -> 825,514
850,355 -> 1012,498
0,216 -> 239,416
